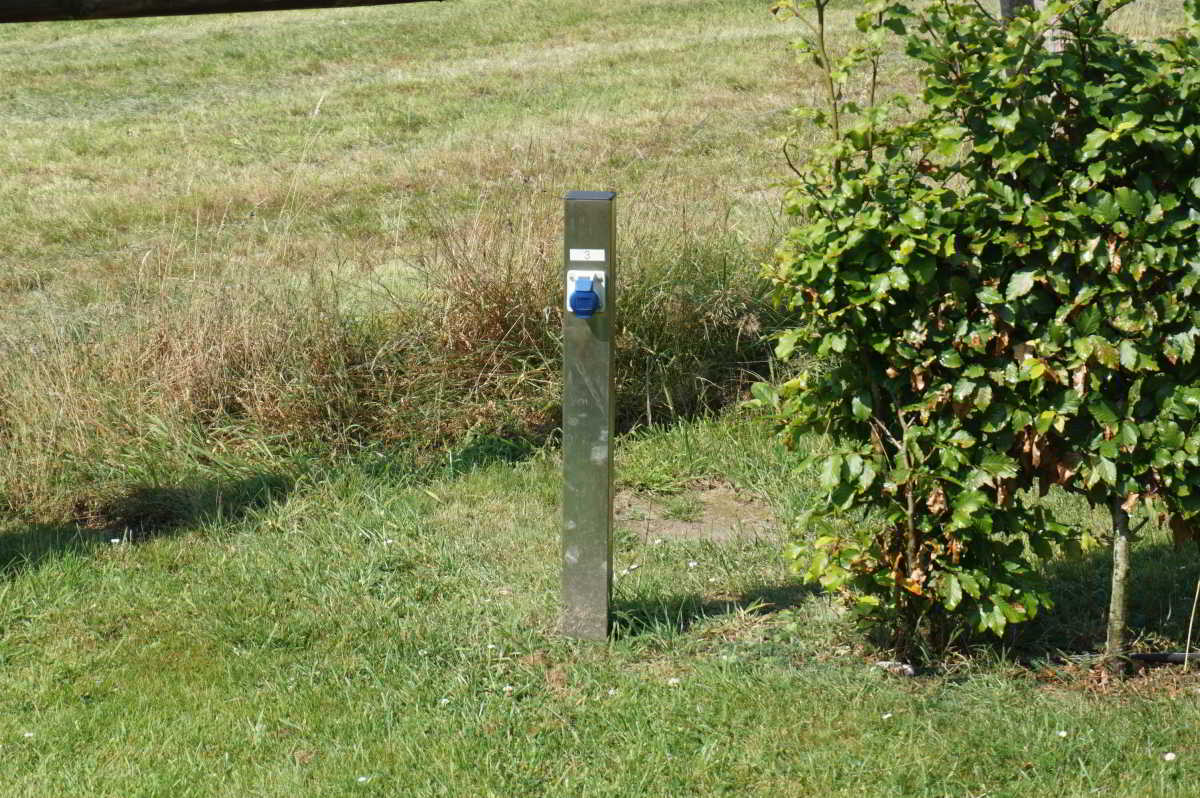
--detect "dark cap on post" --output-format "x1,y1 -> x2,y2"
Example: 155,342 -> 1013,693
564,191 -> 616,202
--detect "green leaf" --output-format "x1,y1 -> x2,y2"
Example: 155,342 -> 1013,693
1035,410 -> 1056,434
1118,421 -> 1139,448
935,125 -> 969,142
949,429 -> 977,448
821,332 -> 848,355
1093,341 -> 1119,369
1171,330 -> 1197,364
989,108 -> 1019,134
749,382 -> 777,407
977,286 -> 1005,305
1092,192 -> 1120,224
1118,340 -> 1137,369
1115,187 -> 1144,216
858,460 -> 877,491
1026,204 -> 1048,228
1083,128 -> 1111,156
819,454 -> 844,491
1097,457 -> 1117,486
1006,270 -> 1036,300
1075,305 -> 1102,335
942,572 -> 963,611
980,450 -> 1018,478
1087,399 -> 1120,425
986,604 -> 1007,636
958,571 -> 982,599
775,329 -> 802,361
953,490 -> 987,514
939,350 -> 964,368
900,206 -> 927,229
851,392 -> 872,421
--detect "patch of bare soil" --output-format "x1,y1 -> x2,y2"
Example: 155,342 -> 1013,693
615,480 -> 778,543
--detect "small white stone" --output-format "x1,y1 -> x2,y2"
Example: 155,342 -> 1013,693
1164,752 -> 1178,762
22,732 -> 33,738
687,560 -> 698,569
439,698 -> 450,705
667,677 -> 681,686
357,776 -> 368,783
487,644 -> 497,650
874,660 -> 916,677
109,538 -> 120,544
607,688 -> 618,696
1057,730 -> 1068,738
882,713 -> 893,720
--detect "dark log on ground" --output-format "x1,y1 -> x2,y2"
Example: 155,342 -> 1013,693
1130,652 -> 1194,666
0,0 -> 438,24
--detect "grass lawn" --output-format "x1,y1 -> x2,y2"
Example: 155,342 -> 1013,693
2,0 -> 1200,795
2,416 -> 1199,796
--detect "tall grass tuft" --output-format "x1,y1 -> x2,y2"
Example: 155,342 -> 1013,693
0,192 -> 779,524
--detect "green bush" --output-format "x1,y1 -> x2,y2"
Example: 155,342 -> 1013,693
758,0 -> 1200,657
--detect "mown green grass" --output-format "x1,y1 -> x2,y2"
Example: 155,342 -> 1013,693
2,415 -> 1199,796
3,1 -> 1200,795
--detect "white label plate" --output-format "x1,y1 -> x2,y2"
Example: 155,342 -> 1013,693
568,248 -> 606,262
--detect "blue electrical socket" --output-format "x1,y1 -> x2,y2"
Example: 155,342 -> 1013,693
566,270 -> 605,318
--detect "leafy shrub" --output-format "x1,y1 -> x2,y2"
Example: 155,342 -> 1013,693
758,0 -> 1200,657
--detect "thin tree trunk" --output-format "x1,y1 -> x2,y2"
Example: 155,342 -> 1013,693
1000,0 -> 1035,19
1106,499 -> 1132,677
1000,0 -> 1064,51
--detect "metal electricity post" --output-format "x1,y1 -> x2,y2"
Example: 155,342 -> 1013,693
561,190 -> 616,641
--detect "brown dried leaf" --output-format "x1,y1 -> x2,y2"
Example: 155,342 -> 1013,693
901,573 -> 926,596
1013,342 -> 1036,362
1072,365 -> 1089,394
1121,492 -> 1140,513
927,484 -> 948,516
1021,431 -> 1044,468
1055,452 -> 1081,486
996,478 -> 1015,508
911,369 -> 927,392
992,325 -> 1011,356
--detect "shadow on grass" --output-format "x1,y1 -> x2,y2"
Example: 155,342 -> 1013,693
611,582 -> 815,639
1012,538 -> 1200,658
0,472 -> 292,579
443,433 -> 538,478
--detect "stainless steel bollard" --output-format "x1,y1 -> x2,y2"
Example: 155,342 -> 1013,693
561,190 -> 616,641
